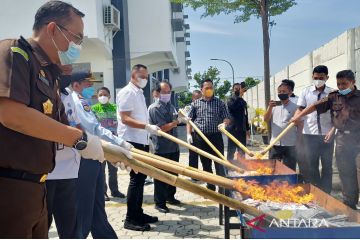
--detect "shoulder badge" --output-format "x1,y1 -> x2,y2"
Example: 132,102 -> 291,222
43,99 -> 53,115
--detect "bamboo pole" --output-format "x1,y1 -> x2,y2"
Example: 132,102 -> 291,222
218,125 -> 254,157
156,129 -> 245,174
255,122 -> 296,159
131,150 -> 236,190
178,109 -> 227,161
101,141 -> 265,218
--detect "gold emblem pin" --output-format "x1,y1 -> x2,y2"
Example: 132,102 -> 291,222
43,99 -> 53,115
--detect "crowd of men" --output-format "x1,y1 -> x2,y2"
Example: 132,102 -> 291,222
0,1 -> 360,239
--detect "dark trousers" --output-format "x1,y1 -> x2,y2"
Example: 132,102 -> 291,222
193,132 -> 226,186
126,142 -> 148,223
46,179 -> 78,238
76,158 -> 117,239
0,177 -> 47,238
269,146 -> 297,171
227,128 -> 246,160
301,134 -> 334,193
154,151 -> 180,207
335,132 -> 360,208
189,132 -> 199,169
102,161 -> 119,194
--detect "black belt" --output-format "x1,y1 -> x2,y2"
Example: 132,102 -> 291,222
0,167 -> 47,183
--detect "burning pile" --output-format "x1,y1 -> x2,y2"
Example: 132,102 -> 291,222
235,179 -> 314,204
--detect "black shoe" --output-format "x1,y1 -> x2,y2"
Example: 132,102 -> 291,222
124,220 -> 151,231
155,205 -> 169,213
167,198 -> 181,205
111,191 -> 125,198
142,213 -> 158,223
104,193 -> 110,201
144,177 -> 153,185
206,184 -> 216,191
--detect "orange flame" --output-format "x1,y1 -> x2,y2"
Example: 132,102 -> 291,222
235,179 -> 314,204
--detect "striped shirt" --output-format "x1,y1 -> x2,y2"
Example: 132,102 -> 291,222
189,97 -> 230,134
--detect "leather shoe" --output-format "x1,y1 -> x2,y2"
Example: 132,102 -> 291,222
167,198 -> 181,205
142,213 -> 158,223
155,205 -> 169,213
111,191 -> 125,198
124,220 -> 150,231
104,193 -> 110,201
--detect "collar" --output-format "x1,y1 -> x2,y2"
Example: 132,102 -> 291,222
129,81 -> 143,93
28,38 -> 53,67
310,85 -> 332,94
200,96 -> 215,102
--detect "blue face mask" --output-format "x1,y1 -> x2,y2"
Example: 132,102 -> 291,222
52,26 -> 82,65
338,88 -> 352,95
81,86 -> 95,99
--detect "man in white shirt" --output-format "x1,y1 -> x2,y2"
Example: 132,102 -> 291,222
295,65 -> 335,193
117,64 -> 161,231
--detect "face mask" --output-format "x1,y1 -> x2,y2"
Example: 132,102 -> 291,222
204,89 -> 214,98
338,88 -> 352,96
160,93 -> 171,103
313,80 -> 325,88
153,97 -> 159,103
278,94 -> 289,101
52,26 -> 82,65
98,96 -> 109,104
137,77 -> 148,88
234,90 -> 240,97
81,86 -> 95,99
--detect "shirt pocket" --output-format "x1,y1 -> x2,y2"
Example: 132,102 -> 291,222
36,77 -> 55,100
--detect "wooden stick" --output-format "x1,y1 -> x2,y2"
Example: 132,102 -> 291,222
219,126 -> 254,157
157,129 -> 245,173
131,151 -> 236,190
101,141 -> 265,218
178,109 -> 227,161
257,122 -> 296,157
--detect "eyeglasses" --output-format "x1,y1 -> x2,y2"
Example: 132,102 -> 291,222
57,24 -> 83,45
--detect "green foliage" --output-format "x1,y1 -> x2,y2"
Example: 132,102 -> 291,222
177,91 -> 192,108
192,66 -> 231,100
172,0 -> 296,25
243,77 -> 261,89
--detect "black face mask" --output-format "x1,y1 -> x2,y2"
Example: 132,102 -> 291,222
59,75 -> 72,95
278,94 -> 289,101
234,90 -> 240,97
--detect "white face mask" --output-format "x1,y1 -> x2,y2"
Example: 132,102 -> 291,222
98,96 -> 109,104
313,80 -> 326,88
137,77 -> 148,88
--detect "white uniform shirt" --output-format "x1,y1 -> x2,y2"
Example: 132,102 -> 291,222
117,82 -> 149,145
297,85 -> 334,135
48,88 -> 81,180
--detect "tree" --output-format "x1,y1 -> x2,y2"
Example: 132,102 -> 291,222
193,66 -> 231,100
243,77 -> 261,89
172,0 -> 296,108
177,91 -> 192,108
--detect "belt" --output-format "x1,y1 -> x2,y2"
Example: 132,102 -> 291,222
0,167 -> 47,183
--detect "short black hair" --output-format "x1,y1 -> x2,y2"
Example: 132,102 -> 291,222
278,83 -> 292,91
97,87 -> 110,95
192,90 -> 201,95
156,80 -> 172,92
313,65 -> 328,75
336,70 -> 355,81
232,83 -> 241,89
151,87 -> 159,94
33,1 -> 85,31
201,78 -> 213,88
281,79 -> 295,91
132,64 -> 147,71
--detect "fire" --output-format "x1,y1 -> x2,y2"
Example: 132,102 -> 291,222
235,179 -> 314,204
255,167 -> 273,175
233,152 -> 274,175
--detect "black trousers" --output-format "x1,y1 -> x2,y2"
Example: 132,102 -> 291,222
102,161 -> 119,194
269,146 -> 297,171
227,128 -> 246,160
301,134 -> 334,193
126,142 -> 148,223
335,132 -> 360,208
154,151 -> 180,207
193,132 -> 226,186
46,179 -> 78,238
189,132 -> 199,169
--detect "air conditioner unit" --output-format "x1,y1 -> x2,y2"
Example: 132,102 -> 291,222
104,5 -> 120,31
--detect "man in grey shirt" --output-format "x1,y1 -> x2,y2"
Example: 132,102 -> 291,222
149,81 -> 181,213
264,82 -> 299,170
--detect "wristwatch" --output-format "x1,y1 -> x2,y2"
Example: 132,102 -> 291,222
73,131 -> 88,150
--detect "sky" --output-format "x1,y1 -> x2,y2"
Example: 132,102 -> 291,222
185,0 -> 360,85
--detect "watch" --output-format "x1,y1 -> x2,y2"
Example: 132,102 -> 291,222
73,131 -> 88,150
